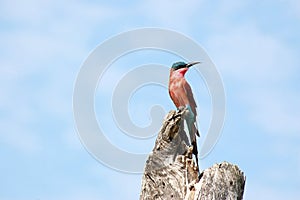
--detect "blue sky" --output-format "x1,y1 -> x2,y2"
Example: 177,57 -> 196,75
1,0 -> 300,199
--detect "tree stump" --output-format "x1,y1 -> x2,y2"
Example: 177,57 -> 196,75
140,110 -> 246,200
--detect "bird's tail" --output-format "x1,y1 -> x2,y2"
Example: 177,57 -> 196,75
185,106 -> 200,168
193,122 -> 200,137
186,120 -> 199,146
186,120 -> 199,137
187,119 -> 199,168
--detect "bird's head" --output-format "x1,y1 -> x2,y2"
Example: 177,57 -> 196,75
171,61 -> 200,76
171,61 -> 201,70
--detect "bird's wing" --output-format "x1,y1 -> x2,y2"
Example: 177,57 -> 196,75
183,81 -> 197,118
184,81 -> 200,137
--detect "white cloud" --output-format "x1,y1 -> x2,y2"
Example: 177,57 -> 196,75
298,155 -> 300,177
0,115 -> 43,154
240,88 -> 300,136
0,0 -> 123,154
0,0 -> 52,23
63,127 -> 84,150
139,0 -> 204,29
244,183 -> 299,200
207,23 -> 300,136
208,24 -> 298,83
0,0 -> 121,71
87,164 -> 142,200
0,0 -> 119,25
285,0 -> 300,19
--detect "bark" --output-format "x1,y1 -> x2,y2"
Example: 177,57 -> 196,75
140,110 -> 246,200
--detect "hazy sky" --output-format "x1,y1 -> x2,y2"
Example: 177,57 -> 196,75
1,0 -> 300,199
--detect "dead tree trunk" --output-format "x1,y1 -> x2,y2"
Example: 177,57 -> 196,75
140,110 -> 246,200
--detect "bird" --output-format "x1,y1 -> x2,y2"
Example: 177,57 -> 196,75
168,61 -> 200,166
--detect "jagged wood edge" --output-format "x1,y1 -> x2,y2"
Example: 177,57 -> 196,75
140,110 -> 246,200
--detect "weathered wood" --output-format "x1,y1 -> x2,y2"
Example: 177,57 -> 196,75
140,109 -> 198,200
140,110 -> 246,200
187,162 -> 246,200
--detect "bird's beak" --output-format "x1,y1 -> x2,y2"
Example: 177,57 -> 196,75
186,61 -> 201,68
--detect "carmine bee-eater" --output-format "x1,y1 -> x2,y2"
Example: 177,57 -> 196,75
168,61 -> 200,166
